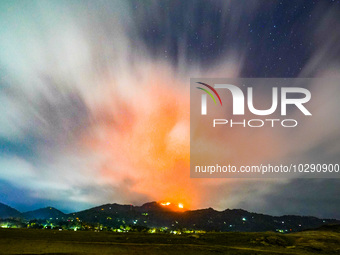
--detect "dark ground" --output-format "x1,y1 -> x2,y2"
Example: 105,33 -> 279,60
0,228 -> 339,254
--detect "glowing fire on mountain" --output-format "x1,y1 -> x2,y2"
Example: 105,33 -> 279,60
160,202 -> 171,206
159,201 -> 185,211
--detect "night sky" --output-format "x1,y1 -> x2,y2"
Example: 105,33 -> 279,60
0,0 -> 340,218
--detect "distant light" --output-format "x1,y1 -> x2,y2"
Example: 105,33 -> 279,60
242,217 -> 246,221
178,203 -> 184,209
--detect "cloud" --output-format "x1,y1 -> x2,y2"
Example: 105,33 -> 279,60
0,1 -> 339,218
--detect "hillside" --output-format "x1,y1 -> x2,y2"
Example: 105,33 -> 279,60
22,207 -> 67,220
0,203 -> 20,219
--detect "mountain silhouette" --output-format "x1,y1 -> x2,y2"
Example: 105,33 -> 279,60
0,201 -> 339,232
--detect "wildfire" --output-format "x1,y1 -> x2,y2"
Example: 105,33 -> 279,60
160,202 -> 171,206
159,201 -> 185,211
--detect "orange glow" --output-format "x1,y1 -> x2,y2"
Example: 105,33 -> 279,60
81,65 -> 204,209
178,203 -> 184,209
80,63 -> 243,210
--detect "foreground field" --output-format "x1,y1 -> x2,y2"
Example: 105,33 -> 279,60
0,228 -> 339,254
